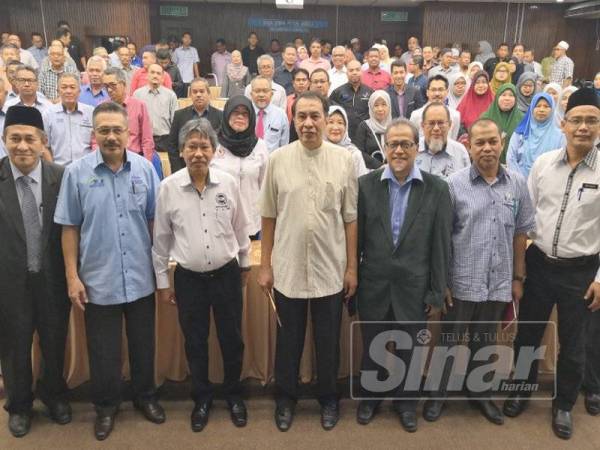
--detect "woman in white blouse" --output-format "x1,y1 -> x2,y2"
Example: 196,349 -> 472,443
211,95 -> 269,238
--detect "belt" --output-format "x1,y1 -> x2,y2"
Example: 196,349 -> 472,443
176,258 -> 238,279
530,244 -> 599,268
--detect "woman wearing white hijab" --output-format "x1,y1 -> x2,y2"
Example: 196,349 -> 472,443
353,90 -> 392,163
554,85 -> 577,127
475,41 -> 495,64
325,105 -> 371,176
447,72 -> 468,109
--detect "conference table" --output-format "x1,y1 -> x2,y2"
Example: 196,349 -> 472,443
31,241 -> 558,390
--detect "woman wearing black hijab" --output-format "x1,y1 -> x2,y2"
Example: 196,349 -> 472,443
211,95 -> 269,238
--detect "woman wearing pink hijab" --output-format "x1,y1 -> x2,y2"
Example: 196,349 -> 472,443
457,70 -> 494,130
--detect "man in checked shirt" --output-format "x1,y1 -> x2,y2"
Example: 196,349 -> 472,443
423,118 -> 535,426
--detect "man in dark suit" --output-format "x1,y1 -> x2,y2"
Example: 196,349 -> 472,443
387,61 -> 425,119
167,77 -> 223,172
355,117 -> 452,432
0,106 -> 71,437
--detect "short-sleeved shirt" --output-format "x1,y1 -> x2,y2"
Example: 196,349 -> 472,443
361,68 -> 392,91
54,150 -> 160,305
173,46 -> 200,83
78,84 -> 109,107
260,140 -> 358,299
44,102 -> 94,165
447,165 -> 535,303
549,55 -> 574,85
133,85 -> 178,136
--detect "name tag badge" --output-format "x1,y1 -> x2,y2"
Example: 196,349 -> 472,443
88,177 -> 104,188
582,183 -> 599,190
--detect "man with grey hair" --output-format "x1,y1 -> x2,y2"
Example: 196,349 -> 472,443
356,117 -> 452,432
45,72 -> 93,165
427,48 -> 458,79
39,42 -> 79,102
55,101 -> 164,441
153,118 -> 251,432
6,34 -> 38,69
416,102 -> 469,179
249,75 -> 289,153
328,45 -> 348,94
244,54 -> 287,110
79,55 -> 108,107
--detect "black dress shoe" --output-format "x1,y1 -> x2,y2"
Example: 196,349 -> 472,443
228,398 -> 247,427
135,400 -> 166,424
398,411 -> 418,432
503,395 -> 529,418
8,413 -> 31,438
585,393 -> 600,416
356,400 -> 380,425
48,401 -> 72,425
320,402 -> 340,431
274,403 -> 294,432
423,399 -> 444,422
471,400 -> 504,425
552,408 -> 572,440
94,413 -> 115,441
191,401 -> 211,432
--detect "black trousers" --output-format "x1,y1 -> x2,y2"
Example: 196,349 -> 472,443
584,311 -> 600,394
512,245 -> 598,411
153,135 -> 170,153
174,260 -> 244,404
84,294 -> 157,415
359,307 -> 421,412
435,298 -> 505,398
0,272 -> 71,414
167,152 -> 186,174
274,289 -> 343,406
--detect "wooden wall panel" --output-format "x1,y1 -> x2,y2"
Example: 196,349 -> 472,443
3,0 -> 151,56
422,2 -> 599,80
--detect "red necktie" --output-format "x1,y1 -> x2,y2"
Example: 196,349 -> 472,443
256,109 -> 265,139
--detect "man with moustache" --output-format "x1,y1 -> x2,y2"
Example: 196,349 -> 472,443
250,76 -> 289,153
410,75 -> 461,140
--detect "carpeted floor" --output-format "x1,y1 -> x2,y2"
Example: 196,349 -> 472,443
1,394 -> 600,449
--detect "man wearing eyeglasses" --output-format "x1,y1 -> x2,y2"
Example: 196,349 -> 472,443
504,88 -> 600,440
355,118 -> 452,432
416,102 -> 469,179
3,66 -> 52,115
55,101 -> 164,441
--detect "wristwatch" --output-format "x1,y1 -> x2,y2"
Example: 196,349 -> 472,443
513,275 -> 526,283
240,266 -> 252,272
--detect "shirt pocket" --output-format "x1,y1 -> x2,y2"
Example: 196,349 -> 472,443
321,181 -> 341,212
215,208 -> 233,237
128,183 -> 148,214
500,200 -> 516,230
576,182 -> 600,219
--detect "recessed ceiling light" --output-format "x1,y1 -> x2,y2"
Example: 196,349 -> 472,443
556,0 -> 564,3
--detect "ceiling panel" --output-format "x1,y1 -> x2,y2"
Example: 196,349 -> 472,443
162,0 -> 583,4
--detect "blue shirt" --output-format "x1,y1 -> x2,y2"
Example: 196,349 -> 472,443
54,150 -> 160,305
381,164 -> 423,245
78,84 -> 109,107
27,46 -> 48,67
447,165 -> 535,303
253,103 -> 290,153
172,46 -> 199,83
45,102 -> 94,165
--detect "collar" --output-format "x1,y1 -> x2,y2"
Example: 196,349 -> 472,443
10,159 -> 42,184
62,102 -> 80,113
85,85 -> 107,96
469,163 -> 508,182
555,146 -> 598,170
94,148 -> 130,170
147,85 -> 162,94
192,106 -> 209,117
367,67 -> 382,75
381,164 -> 422,187
394,85 -> 406,95
179,167 -> 220,188
332,66 -> 347,73
17,96 -> 43,107
253,103 -> 271,114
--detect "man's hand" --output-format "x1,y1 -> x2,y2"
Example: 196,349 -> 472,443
241,270 -> 250,288
343,268 -> 358,300
67,276 -> 88,311
585,281 -> 600,312
157,288 -> 176,306
512,280 -> 524,304
257,265 -> 274,293
442,288 -> 453,315
426,304 -> 442,319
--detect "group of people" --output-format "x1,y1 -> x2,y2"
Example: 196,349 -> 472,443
0,26 -> 600,445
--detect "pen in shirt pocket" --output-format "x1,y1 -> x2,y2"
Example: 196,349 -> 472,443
131,181 -> 136,194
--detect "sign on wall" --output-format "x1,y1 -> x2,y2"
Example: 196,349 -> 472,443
160,5 -> 189,17
247,17 -> 328,33
380,11 -> 408,22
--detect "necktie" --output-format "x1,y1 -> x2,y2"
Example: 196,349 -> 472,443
256,109 -> 265,139
18,176 -> 42,272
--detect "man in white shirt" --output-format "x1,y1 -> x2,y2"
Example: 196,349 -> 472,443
250,76 -> 289,153
7,34 -> 38,70
328,46 -> 348,95
3,66 -> 52,115
172,32 -> 200,91
153,118 -> 251,432
244,54 -> 287,111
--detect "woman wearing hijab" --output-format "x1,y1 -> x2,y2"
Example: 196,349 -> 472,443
480,83 -> 524,163
447,72 -> 468,109
295,46 -> 309,67
543,82 -> 562,107
506,92 -> 566,178
515,72 -> 538,113
554,85 -> 577,127
221,50 -> 251,98
507,56 -> 524,85
325,105 -> 373,176
354,90 -> 392,163
468,61 -> 484,80
490,62 -> 511,94
476,41 -> 495,64
457,71 -> 494,130
210,95 -> 269,238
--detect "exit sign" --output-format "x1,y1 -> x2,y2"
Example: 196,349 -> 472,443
160,5 -> 189,17
381,11 -> 408,22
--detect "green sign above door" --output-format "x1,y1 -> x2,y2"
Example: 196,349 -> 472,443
381,11 -> 408,22
160,5 -> 189,17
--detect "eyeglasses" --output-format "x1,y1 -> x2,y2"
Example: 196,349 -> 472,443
386,140 -> 416,151
565,117 -> 600,127
103,82 -> 121,90
424,120 -> 449,129
16,78 -> 37,84
95,127 -> 127,136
